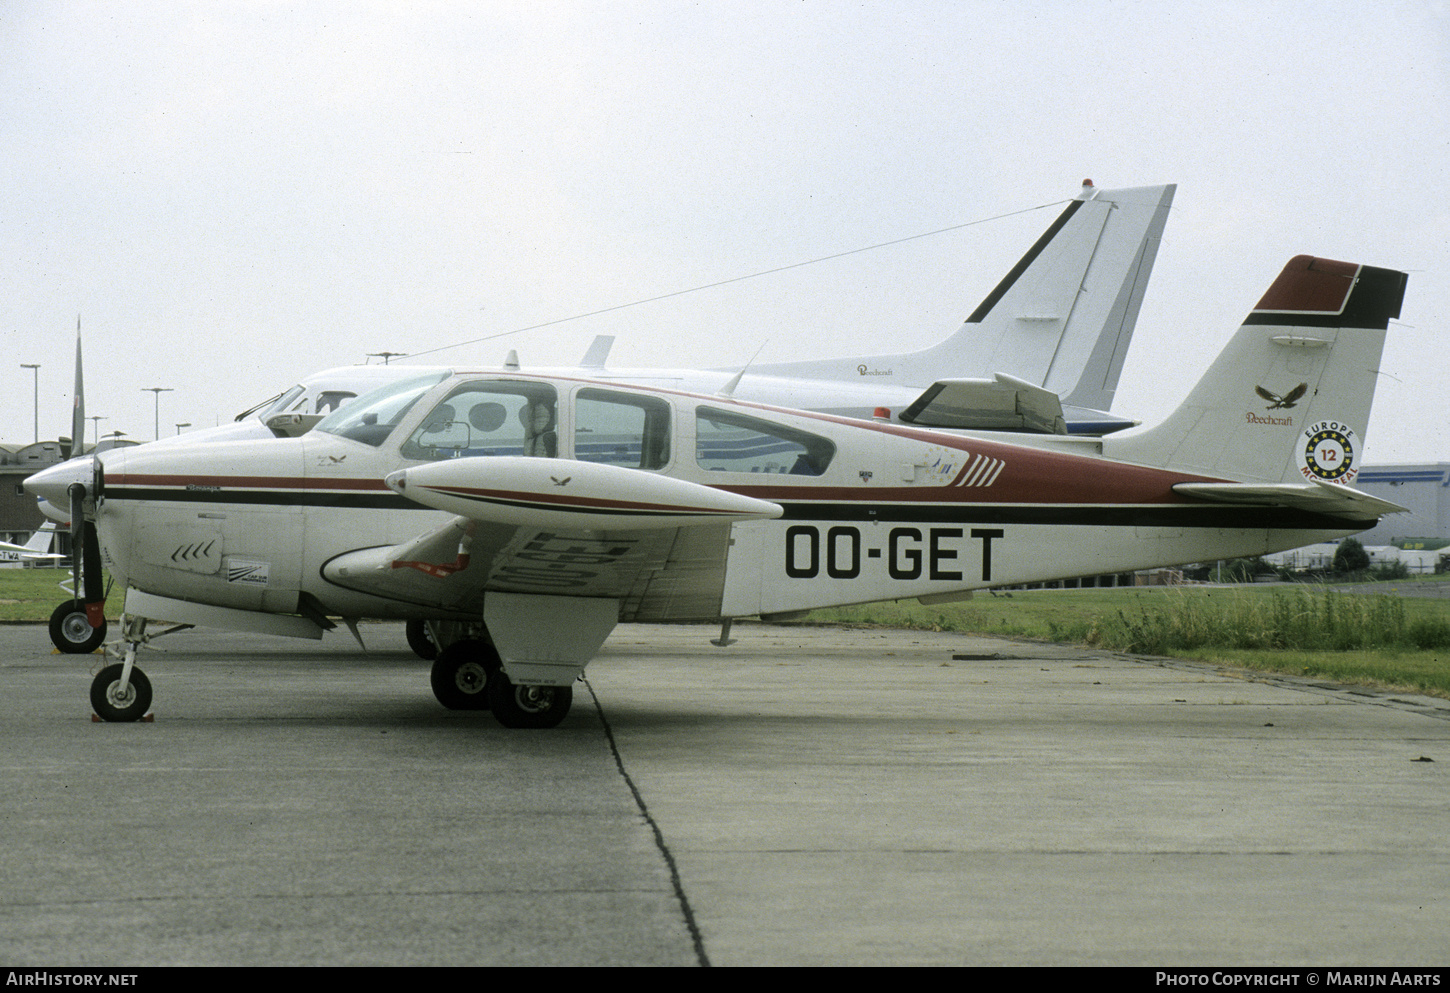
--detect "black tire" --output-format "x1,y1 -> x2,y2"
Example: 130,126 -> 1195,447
405,619 -> 439,660
49,600 -> 106,654
429,639 -> 498,710
488,671 -> 572,729
90,663 -> 152,722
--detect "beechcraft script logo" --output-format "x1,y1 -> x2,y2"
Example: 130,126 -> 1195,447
1300,419 -> 1359,484
1255,383 -> 1308,409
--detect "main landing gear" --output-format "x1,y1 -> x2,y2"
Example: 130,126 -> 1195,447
429,639 -> 496,710
405,619 -> 439,660
427,636 -> 573,728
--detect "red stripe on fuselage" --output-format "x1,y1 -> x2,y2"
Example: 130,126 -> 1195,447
424,484 -> 744,516
106,473 -> 390,492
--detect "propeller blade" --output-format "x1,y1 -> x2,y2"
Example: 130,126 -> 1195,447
68,483 -> 84,601
82,520 -> 104,626
68,482 -> 105,629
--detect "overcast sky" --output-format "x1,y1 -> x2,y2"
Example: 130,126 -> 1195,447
3,0 -> 1446,462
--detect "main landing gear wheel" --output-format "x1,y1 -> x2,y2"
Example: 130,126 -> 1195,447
49,600 -> 106,654
430,640 -> 498,710
488,671 -> 572,729
90,663 -> 152,722
405,619 -> 439,660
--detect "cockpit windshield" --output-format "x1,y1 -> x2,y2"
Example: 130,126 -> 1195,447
313,372 -> 449,448
233,385 -> 302,423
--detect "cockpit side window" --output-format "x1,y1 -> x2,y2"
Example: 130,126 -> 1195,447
314,390 -> 356,415
400,381 -> 559,462
575,388 -> 671,470
695,408 -> 835,476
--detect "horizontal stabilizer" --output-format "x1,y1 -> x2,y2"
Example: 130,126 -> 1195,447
387,456 -> 783,530
1173,480 -> 1408,520
899,373 -> 1068,434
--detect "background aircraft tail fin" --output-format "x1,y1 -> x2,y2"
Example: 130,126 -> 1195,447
747,182 -> 1174,415
1107,256 -> 1407,486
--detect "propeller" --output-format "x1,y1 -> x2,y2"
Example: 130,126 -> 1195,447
68,481 -> 106,630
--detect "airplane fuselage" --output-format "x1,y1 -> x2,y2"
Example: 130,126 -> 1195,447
91,371 -> 1368,629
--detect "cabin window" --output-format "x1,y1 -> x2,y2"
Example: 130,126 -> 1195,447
695,407 -> 835,476
574,389 -> 671,470
400,381 -> 558,462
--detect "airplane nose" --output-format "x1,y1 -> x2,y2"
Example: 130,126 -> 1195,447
24,456 -> 96,507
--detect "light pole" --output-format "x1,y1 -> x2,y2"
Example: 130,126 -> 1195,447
175,422 -> 191,435
88,416 -> 106,449
20,364 -> 39,443
142,387 -> 173,441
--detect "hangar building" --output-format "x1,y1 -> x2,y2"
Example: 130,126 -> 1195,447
1350,463 -> 1450,547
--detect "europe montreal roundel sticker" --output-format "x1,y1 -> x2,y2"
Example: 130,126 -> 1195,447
1300,420 -> 1358,483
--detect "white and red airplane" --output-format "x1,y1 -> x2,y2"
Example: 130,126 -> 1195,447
26,255 -> 1407,728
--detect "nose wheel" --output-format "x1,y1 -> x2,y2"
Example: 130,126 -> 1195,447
50,600 -> 108,654
90,662 -> 152,722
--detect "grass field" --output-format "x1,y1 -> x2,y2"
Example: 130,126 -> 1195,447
0,567 -> 80,623
807,578 -> 1450,699
7,567 -> 1449,698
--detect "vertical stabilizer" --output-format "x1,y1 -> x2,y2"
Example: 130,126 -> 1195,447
1107,256 -> 1407,485
71,317 -> 86,455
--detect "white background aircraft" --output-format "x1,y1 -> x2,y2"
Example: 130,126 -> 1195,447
0,522 -> 65,567
162,181 -> 1175,446
27,253 -> 1407,728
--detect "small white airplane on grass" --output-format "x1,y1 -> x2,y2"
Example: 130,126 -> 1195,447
26,254 -> 1407,727
0,522 -> 65,566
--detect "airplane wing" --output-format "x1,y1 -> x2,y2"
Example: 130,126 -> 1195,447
897,373 -> 1069,435
0,544 -> 67,560
1172,480 -> 1408,521
324,457 -> 782,618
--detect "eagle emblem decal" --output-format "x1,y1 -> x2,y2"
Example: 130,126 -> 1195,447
1255,383 -> 1308,409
